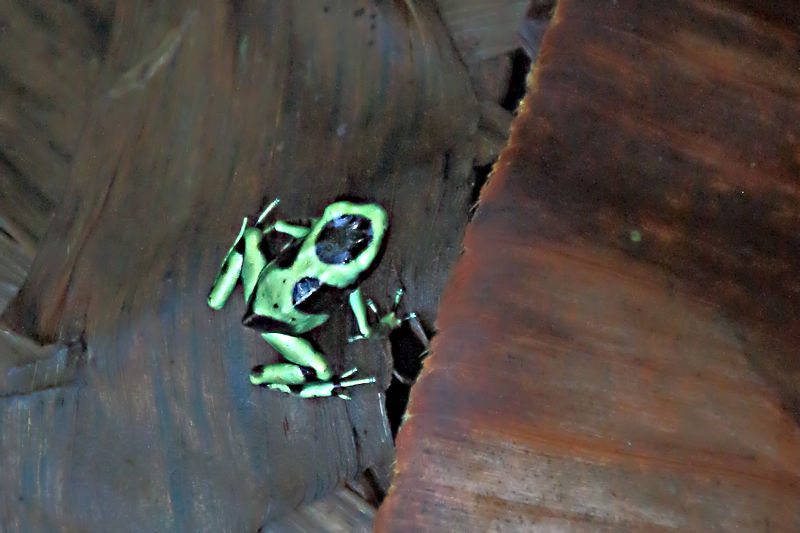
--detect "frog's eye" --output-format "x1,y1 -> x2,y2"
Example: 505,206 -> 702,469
315,214 -> 373,265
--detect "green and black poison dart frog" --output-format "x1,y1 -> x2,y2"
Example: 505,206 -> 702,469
207,199 -> 408,399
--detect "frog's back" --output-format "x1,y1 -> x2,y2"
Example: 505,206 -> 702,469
244,200 -> 388,335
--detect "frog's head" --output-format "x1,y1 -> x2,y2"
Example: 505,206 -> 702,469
311,200 -> 389,288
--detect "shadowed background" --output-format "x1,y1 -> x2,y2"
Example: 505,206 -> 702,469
4,0 -> 799,532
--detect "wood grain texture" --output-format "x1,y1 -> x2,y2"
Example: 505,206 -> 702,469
376,0 -> 800,530
0,0 -> 106,304
268,486 -> 375,533
0,1 -> 479,531
437,0 -> 530,63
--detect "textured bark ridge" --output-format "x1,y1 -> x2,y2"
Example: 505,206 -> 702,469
377,1 -> 800,531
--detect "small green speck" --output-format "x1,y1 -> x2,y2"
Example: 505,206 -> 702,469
629,229 -> 642,243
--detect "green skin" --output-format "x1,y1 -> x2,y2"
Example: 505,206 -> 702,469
207,199 -> 404,399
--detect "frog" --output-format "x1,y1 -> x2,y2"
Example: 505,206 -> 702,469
207,198 -> 408,399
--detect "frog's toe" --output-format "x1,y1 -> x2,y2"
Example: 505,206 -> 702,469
340,367 -> 358,378
392,287 -> 404,310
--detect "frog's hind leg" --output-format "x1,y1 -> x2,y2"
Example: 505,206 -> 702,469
249,362 -> 316,386
251,333 -> 376,398
254,332 -> 333,382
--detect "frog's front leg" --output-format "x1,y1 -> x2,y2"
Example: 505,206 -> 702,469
348,288 -> 374,340
207,217 -> 249,309
348,287 -> 427,385
347,287 -> 407,342
259,220 -> 315,239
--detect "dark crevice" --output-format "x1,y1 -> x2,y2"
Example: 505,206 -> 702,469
385,42 -> 539,424
384,320 -> 430,437
469,46 -> 535,217
388,4 -> 554,445
470,162 -> 493,213
501,49 -> 532,113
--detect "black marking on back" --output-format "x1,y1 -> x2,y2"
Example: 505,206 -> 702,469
274,238 -> 303,269
293,280 -> 346,314
241,312 -> 294,334
315,214 -> 373,265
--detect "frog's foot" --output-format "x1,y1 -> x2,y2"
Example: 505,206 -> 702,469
259,367 -> 376,400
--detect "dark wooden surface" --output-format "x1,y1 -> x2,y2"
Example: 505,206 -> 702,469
0,0 -> 107,308
0,1 -> 491,530
377,0 -> 800,530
